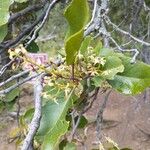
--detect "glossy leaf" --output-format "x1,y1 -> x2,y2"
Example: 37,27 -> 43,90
108,56 -> 150,95
38,89 -> 75,150
64,0 -> 89,64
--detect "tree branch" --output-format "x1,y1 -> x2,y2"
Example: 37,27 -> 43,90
0,0 -> 60,54
0,58 -> 15,76
8,4 -> 45,24
0,73 -> 41,95
143,1 -> 150,11
21,74 -> 45,150
71,87 -> 99,140
0,70 -> 29,87
105,16 -> 150,46
84,0 -> 109,37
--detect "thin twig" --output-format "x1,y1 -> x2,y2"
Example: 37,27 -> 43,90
0,59 -> 15,76
105,16 -> 150,46
70,114 -> 82,140
96,90 -> 112,141
82,87 -> 99,114
144,2 -> 150,11
16,77 -> 21,126
35,35 -> 56,42
71,88 -> 99,140
109,37 -> 139,63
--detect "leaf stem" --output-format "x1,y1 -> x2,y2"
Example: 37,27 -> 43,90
71,64 -> 75,81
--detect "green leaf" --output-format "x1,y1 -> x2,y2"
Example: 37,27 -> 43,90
101,56 -> 124,80
99,48 -> 115,57
65,30 -> 84,64
59,139 -> 68,150
93,41 -> 103,55
5,87 -> 19,102
26,41 -> 39,53
64,0 -> 89,64
38,89 -> 75,150
0,24 -> 8,43
99,48 -> 150,95
64,142 -> 77,150
0,0 -> 13,26
80,36 -> 92,55
108,56 -> 150,95
75,115 -> 88,128
92,76 -> 104,87
99,48 -> 125,80
24,108 -> 34,122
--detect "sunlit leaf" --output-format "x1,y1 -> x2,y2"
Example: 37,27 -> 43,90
64,0 -> 89,64
98,48 -> 150,94
37,89 -> 75,150
108,56 -> 150,95
94,42 -> 103,55
101,56 -> 124,80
